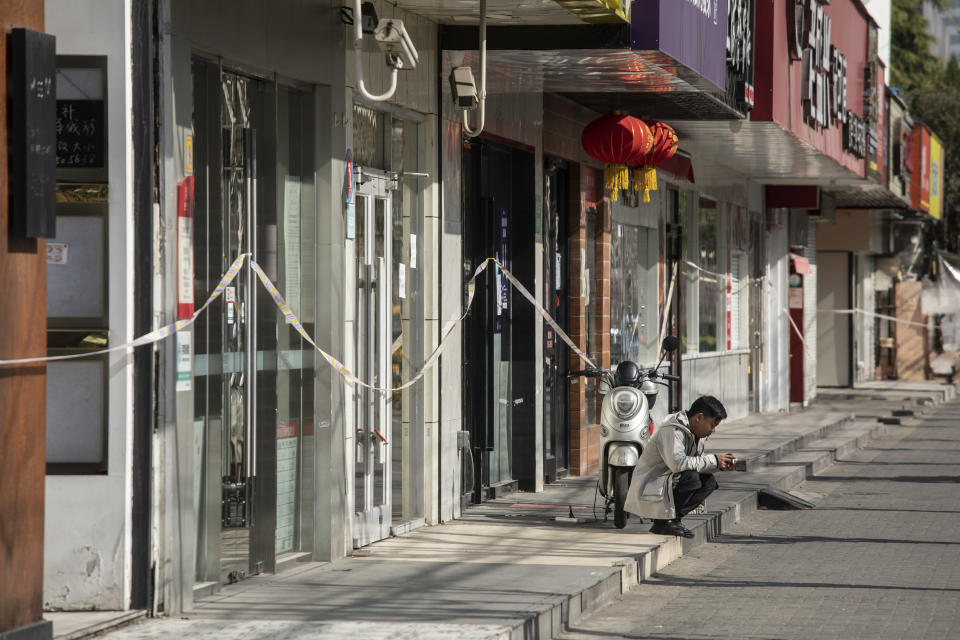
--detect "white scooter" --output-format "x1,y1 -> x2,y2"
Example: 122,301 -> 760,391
567,336 -> 680,528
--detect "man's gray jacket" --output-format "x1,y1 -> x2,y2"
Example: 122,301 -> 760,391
623,410 -> 719,520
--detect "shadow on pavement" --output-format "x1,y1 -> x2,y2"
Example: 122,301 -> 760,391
649,574 -> 960,593
809,474 -> 960,483
713,533 -> 960,546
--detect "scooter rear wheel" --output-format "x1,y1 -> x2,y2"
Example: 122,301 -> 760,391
613,466 -> 631,529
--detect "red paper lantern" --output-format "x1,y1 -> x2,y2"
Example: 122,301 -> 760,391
632,120 -> 679,203
581,112 -> 652,202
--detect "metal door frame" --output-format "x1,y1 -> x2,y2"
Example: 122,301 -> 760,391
353,167 -> 396,547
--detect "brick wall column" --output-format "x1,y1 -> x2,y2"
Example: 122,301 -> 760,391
596,200 -> 612,373
567,166 -> 614,476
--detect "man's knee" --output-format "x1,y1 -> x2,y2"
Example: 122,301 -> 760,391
702,473 -> 718,492
675,469 -> 702,489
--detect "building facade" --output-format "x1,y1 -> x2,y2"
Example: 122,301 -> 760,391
26,0 -> 947,622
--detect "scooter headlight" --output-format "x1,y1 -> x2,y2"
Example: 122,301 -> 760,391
612,389 -> 641,418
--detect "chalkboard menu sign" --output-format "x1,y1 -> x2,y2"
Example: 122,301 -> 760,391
57,100 -> 105,168
10,28 -> 57,239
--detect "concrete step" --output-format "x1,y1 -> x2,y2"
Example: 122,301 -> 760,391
153,400 -> 947,640
815,383 -> 955,406
462,415 -> 899,639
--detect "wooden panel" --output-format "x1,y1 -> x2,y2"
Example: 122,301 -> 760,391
895,281 -> 927,381
0,0 -> 48,633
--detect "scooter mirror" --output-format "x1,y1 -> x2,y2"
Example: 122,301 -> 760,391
598,377 -> 612,395
662,335 -> 680,353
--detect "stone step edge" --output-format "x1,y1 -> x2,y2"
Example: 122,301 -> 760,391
736,413 -> 856,472
499,416 -> 892,640
47,611 -> 148,640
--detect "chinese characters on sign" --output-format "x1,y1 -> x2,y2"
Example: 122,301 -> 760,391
788,0 -> 876,161
56,99 -> 105,168
727,0 -> 755,111
843,110 -> 867,159
798,0 -> 848,130
11,28 -> 57,238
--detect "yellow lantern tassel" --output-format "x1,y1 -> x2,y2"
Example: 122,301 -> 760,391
640,165 -> 657,203
604,163 -> 628,202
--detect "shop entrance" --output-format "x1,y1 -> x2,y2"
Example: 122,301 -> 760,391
349,104 -> 425,546
462,137 -> 536,501
817,251 -> 853,386
191,60 -> 317,585
352,169 -> 396,548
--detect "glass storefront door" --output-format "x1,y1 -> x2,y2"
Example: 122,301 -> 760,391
192,60 -> 316,586
543,158 -> 569,483
351,106 -> 424,542
462,137 -> 536,499
353,169 -> 396,548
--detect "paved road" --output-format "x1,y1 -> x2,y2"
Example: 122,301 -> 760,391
560,402 -> 960,640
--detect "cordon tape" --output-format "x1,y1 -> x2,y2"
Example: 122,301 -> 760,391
0,253 -> 596,394
0,254 -> 937,380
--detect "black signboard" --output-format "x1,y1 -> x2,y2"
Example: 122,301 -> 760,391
727,0 -> 756,113
10,28 -> 57,238
56,99 -> 105,168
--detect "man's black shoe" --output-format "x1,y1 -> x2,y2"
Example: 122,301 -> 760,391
649,519 -> 694,538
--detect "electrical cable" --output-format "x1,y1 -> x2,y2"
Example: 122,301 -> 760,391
462,443 -> 475,496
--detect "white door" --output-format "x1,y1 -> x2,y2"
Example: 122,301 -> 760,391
816,251 -> 852,387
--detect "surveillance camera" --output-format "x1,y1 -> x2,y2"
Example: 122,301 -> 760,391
374,19 -> 418,71
449,66 -> 478,110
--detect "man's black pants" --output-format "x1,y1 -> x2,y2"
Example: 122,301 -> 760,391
673,470 -> 718,519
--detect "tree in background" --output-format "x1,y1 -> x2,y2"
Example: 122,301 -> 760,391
892,0 -> 960,253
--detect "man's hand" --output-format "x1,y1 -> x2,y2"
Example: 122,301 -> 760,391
716,453 -> 737,471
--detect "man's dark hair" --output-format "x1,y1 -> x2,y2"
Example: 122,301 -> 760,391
689,395 -> 727,421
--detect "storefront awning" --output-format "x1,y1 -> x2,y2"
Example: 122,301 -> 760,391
439,21 -> 744,121
790,253 -> 812,275
443,48 -> 742,121
659,150 -> 695,184
669,120 -> 908,208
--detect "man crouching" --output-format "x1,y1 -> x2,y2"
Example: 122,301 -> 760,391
623,395 -> 735,538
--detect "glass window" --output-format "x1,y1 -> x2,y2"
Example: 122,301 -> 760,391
46,54 -> 110,473
611,223 -> 659,366
698,198 -> 721,352
681,191 -> 698,355
353,104 -> 385,169
682,194 -> 731,355
390,115 -> 424,523
729,251 -> 749,350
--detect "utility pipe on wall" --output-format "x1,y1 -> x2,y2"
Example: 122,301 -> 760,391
353,0 -> 398,102
462,0 -> 487,138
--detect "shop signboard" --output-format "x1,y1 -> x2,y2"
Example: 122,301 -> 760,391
928,133 -> 944,220
792,0 -> 849,132
631,0 -> 728,92
911,124 -> 931,214
727,0 -> 755,112
887,93 -> 913,202
864,25 -> 884,184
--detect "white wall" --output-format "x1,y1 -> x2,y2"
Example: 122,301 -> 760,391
760,214 -> 790,412
43,0 -> 134,610
855,255 -> 877,382
803,219 -> 819,404
683,352 -> 751,420
862,0 -> 892,66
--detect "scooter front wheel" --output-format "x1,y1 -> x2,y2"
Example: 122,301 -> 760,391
613,466 -> 631,529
